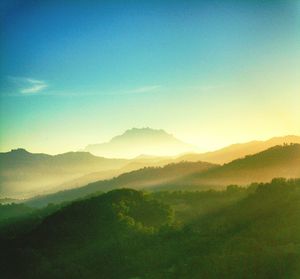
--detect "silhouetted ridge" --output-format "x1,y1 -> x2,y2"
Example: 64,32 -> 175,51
26,160 -> 217,207
0,149 -> 129,197
158,144 -> 300,191
177,135 -> 300,164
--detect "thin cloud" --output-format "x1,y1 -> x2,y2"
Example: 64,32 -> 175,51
188,84 -> 225,92
127,85 -> 161,94
20,78 -> 48,94
2,79 -> 160,97
32,85 -> 162,97
21,83 -> 48,94
6,76 -> 48,95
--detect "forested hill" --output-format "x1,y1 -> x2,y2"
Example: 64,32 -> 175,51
0,178 -> 299,278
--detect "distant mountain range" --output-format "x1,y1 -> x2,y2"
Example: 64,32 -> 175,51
1,132 -> 300,199
0,149 -> 128,198
25,160 -> 217,207
84,127 -> 198,158
26,144 -> 300,207
176,135 -> 300,164
158,143 -> 300,191
72,134 -> 300,191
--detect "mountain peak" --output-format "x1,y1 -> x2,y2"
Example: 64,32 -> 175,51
127,127 -> 155,132
113,128 -> 173,142
122,127 -> 168,136
85,128 -> 198,158
10,148 -> 31,155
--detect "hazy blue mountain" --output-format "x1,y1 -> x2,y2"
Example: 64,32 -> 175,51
85,127 -> 198,158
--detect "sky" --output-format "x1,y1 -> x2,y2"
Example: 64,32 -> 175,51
0,0 -> 299,154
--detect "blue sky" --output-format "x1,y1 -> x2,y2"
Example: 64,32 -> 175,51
0,0 -> 299,154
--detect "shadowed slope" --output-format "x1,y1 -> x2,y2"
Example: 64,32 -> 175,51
177,135 -> 300,164
1,180 -> 300,279
26,161 -> 217,207
157,144 -> 300,191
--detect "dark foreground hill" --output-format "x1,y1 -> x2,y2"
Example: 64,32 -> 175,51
0,178 -> 299,279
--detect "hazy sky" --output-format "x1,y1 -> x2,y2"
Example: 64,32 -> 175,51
1,0 -> 299,154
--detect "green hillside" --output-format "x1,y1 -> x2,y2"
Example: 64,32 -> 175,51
1,178 -> 299,278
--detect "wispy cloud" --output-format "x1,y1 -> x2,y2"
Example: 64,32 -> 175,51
6,76 -> 48,95
187,84 -> 225,92
28,85 -> 162,97
1,79 -> 160,97
126,85 -> 161,94
20,78 -> 48,94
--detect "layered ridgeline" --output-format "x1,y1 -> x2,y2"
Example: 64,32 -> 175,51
176,135 -> 300,164
0,149 -> 128,198
0,128 -> 196,198
1,179 -> 300,278
26,144 -> 300,207
157,143 -> 300,191
0,148 -> 178,199
26,161 -> 216,207
84,127 -> 198,158
1,133 -> 299,199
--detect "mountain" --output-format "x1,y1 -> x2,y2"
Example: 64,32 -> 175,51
157,143 -> 300,191
84,127 -> 198,158
3,135 -> 299,200
26,161 -> 217,207
176,135 -> 300,164
44,154 -> 185,195
0,147 -> 178,199
25,144 -> 300,207
0,149 -> 128,198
